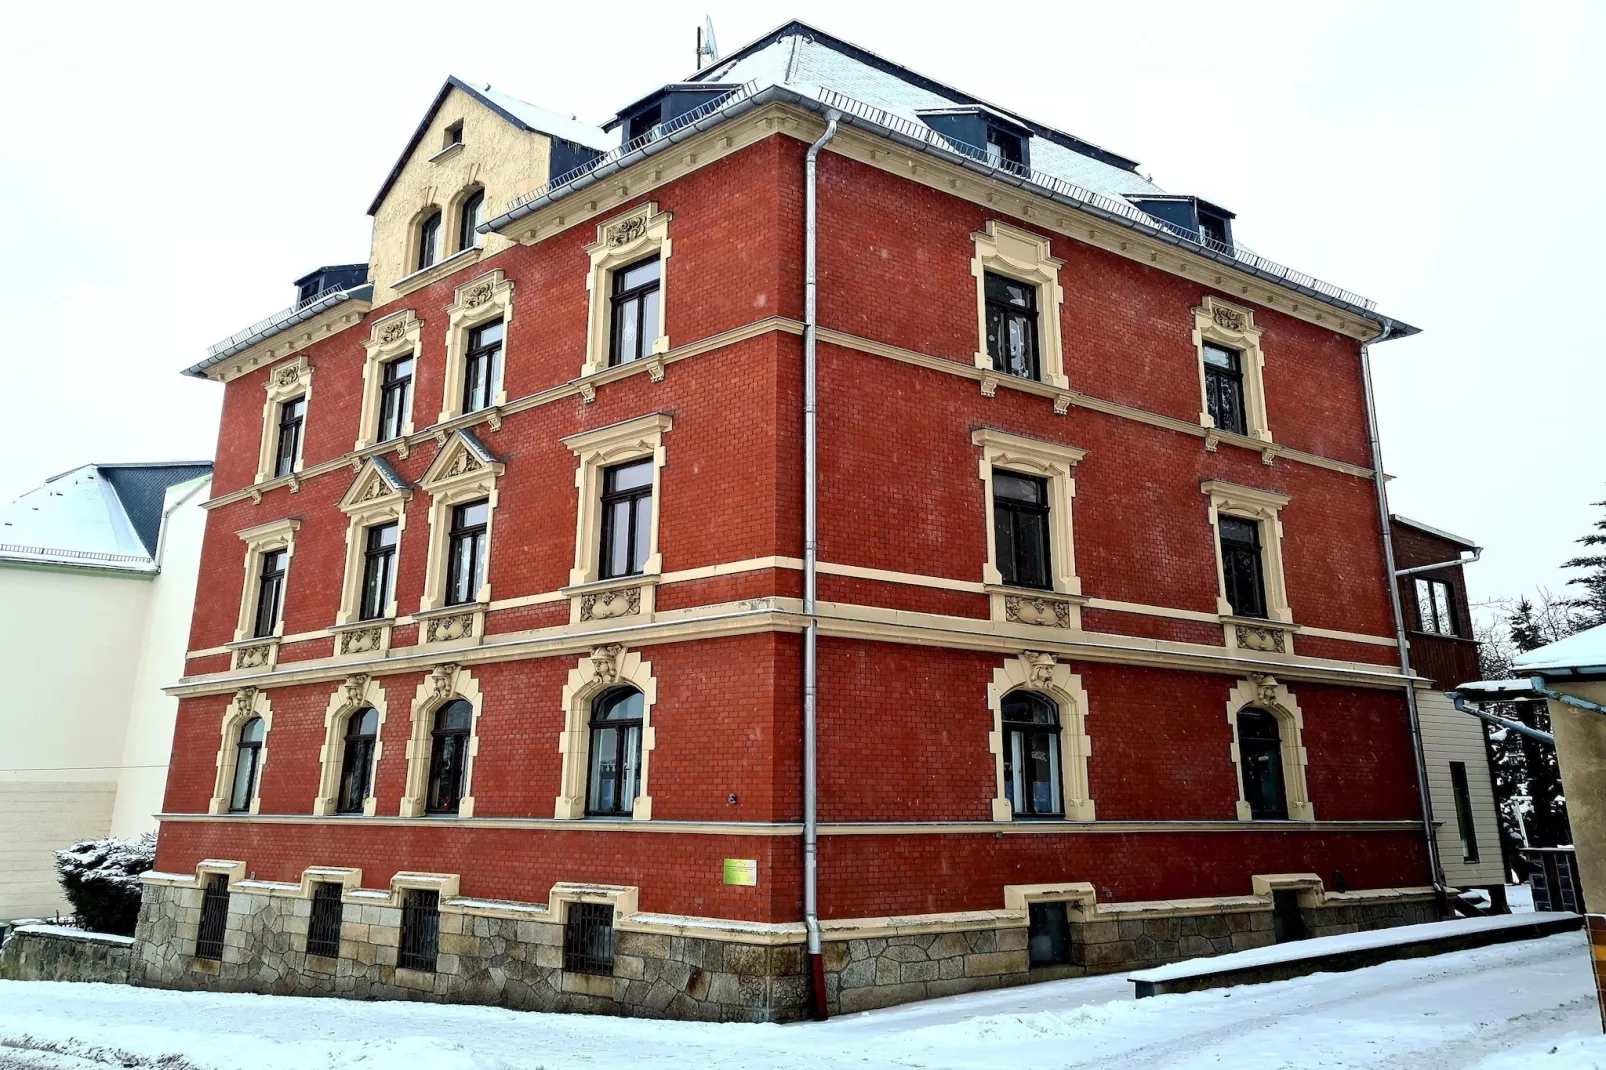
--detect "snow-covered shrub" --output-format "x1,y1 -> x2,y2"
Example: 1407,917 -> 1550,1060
54,834 -> 155,936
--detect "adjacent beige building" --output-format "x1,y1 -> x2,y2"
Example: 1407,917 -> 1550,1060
0,462 -> 211,920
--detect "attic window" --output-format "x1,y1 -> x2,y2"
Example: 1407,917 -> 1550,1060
1198,212 -> 1229,249
627,104 -> 663,144
985,125 -> 1024,170
445,121 -> 464,148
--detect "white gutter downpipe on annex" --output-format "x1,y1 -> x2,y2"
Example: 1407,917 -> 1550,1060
802,110 -> 839,1021
1360,318 -> 1447,907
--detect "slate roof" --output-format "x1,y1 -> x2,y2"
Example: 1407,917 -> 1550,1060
0,463 -> 211,572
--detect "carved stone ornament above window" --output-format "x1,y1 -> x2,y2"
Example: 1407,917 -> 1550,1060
580,586 -> 641,622
1005,595 -> 1075,629
1236,624 -> 1286,654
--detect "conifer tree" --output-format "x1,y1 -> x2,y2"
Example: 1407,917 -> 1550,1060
1563,495 -> 1606,629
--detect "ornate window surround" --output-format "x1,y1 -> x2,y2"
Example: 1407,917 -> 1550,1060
1226,674 -> 1314,821
332,459 -> 411,657
254,355 -> 313,485
438,269 -> 515,425
986,652 -> 1094,822
970,220 -> 1068,393
400,663 -> 485,818
356,310 -> 422,451
972,428 -> 1087,630
228,518 -> 300,670
561,413 -> 672,625
1201,479 -> 1295,652
1194,296 -> 1272,447
209,687 -> 273,815
313,674 -> 389,817
582,202 -> 673,379
417,431 -> 504,645
555,645 -> 657,820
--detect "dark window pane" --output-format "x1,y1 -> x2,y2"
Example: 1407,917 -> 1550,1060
993,470 -> 1051,590
1237,709 -> 1288,819
1028,901 -> 1070,967
1001,692 -> 1062,818
983,271 -> 1039,381
417,212 -> 441,271
1203,344 -> 1247,436
458,190 -> 484,252
306,882 -> 343,958
587,688 -> 644,816
1219,516 -> 1266,619
1450,761 -> 1480,863
425,700 -> 473,814
609,256 -> 660,367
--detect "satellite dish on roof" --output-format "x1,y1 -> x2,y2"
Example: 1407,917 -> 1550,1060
696,16 -> 719,69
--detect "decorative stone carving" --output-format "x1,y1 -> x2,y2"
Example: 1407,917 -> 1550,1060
1005,595 -> 1073,629
356,476 -> 391,503
485,410 -> 503,432
340,673 -> 371,704
580,587 -> 641,622
462,281 -> 496,308
429,663 -> 460,699
274,365 -> 302,388
443,450 -> 483,479
425,612 -> 476,643
1212,306 -> 1245,331
395,440 -> 410,460
1249,672 -> 1281,706
589,644 -> 626,685
233,687 -> 260,719
609,217 -> 647,246
380,320 -> 409,344
1017,651 -> 1060,689
339,628 -> 384,655
234,644 -> 273,670
1236,625 -> 1286,654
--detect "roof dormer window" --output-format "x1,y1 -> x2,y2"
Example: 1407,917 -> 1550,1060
985,124 -> 1024,170
627,104 -> 663,144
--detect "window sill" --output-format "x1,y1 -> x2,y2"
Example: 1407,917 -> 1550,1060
1222,615 -> 1299,656
987,585 -> 1086,631
389,246 -> 482,297
414,602 -> 485,645
225,636 -> 280,671
330,618 -> 393,658
429,142 -> 465,163
563,573 -> 660,625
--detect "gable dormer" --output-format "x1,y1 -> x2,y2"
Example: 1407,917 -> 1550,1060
367,77 -> 611,305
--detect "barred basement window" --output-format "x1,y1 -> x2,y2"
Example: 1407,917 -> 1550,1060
306,882 -> 344,958
563,902 -> 616,976
194,874 -> 230,962
1027,901 -> 1070,967
398,889 -> 440,972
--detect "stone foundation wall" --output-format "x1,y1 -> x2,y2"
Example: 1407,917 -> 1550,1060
0,927 -> 132,984
130,883 -> 807,1022
824,927 -> 1030,1014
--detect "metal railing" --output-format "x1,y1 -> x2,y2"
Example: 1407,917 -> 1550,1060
398,889 -> 440,972
206,285 -> 355,359
306,882 -> 343,958
499,78 -> 1376,314
0,543 -> 150,564
501,82 -> 759,218
562,902 -> 616,976
194,874 -> 229,961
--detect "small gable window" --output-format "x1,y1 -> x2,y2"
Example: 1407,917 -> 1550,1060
985,124 -> 1025,169
458,189 -> 485,253
417,210 -> 442,272
627,104 -> 663,144
445,120 -> 463,148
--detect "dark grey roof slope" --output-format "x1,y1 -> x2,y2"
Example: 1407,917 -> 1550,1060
100,463 -> 214,554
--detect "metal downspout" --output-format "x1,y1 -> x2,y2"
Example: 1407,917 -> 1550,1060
1360,319 -> 1447,907
803,111 -> 839,1021
1449,693 -> 1557,745
1531,677 -> 1606,716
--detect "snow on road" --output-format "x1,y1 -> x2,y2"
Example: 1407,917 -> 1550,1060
0,932 -> 1600,1069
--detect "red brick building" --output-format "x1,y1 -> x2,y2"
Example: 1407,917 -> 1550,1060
136,23 -> 1439,1019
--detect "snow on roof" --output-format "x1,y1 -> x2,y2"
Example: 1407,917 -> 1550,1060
692,24 -> 1165,204
470,81 -> 616,152
1391,514 -> 1480,550
0,463 -> 210,573
1514,623 -> 1606,674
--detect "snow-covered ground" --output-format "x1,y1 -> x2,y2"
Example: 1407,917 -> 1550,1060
0,932 -> 1600,1069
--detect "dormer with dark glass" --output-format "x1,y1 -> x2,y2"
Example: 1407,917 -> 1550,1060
917,107 -> 1033,172
294,264 -> 369,304
607,84 -> 744,146
1130,195 -> 1236,253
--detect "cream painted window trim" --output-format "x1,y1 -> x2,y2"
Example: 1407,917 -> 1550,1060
972,427 -> 1087,629
562,412 -> 672,624
1226,674 -> 1314,821
232,517 -> 300,644
209,688 -> 273,815
419,431 -> 504,617
400,663 -> 485,817
986,652 -> 1094,822
1194,296 -> 1272,445
335,460 -> 412,631
971,219 -> 1068,392
582,202 -> 672,379
313,674 -> 389,817
555,645 -> 657,820
356,311 -> 422,451
438,268 -> 515,425
254,356 -> 312,486
1202,479 -> 1294,642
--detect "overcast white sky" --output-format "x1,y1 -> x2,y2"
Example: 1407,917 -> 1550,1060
2,1 -> 1600,613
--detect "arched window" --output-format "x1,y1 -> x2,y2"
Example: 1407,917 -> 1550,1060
425,699 -> 472,814
458,189 -> 485,253
1237,708 -> 1288,819
336,707 -> 380,814
1002,692 -> 1062,818
229,716 -> 265,812
586,687 -> 644,816
417,209 -> 442,272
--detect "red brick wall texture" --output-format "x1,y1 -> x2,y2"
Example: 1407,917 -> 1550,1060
165,131 -> 1430,922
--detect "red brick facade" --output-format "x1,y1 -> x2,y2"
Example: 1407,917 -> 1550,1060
162,126 -> 1429,932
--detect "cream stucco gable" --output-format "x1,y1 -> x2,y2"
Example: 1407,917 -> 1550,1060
368,84 -> 576,306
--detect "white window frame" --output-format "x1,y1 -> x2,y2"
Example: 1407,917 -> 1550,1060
232,517 -> 300,647
1226,674 -> 1314,821
1193,296 -> 1271,445
582,202 -> 672,379
561,413 -> 672,624
438,269 -> 514,425
971,220 -> 1068,392
417,431 -> 503,645
255,356 -> 313,485
986,652 -> 1094,822
331,459 -> 411,658
972,428 -> 1087,630
400,663 -> 485,818
357,311 -> 422,451
555,645 -> 657,820
209,687 -> 273,816
313,674 -> 389,817
1202,479 -> 1295,652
